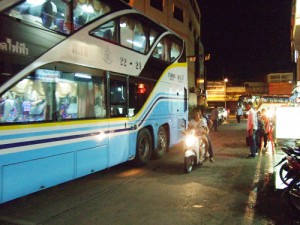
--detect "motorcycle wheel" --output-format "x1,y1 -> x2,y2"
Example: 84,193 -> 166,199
184,156 -> 195,173
279,163 -> 293,186
288,179 -> 300,211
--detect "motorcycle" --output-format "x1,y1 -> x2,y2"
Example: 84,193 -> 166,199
275,146 -> 300,186
183,129 -> 207,173
282,155 -> 300,211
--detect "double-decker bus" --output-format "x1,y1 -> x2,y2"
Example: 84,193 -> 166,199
0,0 -> 187,203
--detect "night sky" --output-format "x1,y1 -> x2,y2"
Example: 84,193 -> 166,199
197,0 -> 293,85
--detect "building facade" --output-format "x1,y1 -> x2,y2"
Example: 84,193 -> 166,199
266,73 -> 293,95
124,0 -> 205,106
206,81 -> 246,113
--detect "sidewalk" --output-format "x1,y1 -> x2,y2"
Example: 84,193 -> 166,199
226,114 -> 284,190
222,116 -> 300,224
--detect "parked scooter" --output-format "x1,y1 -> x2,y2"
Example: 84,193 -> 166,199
274,143 -> 300,211
183,129 -> 206,173
275,146 -> 300,186
281,155 -> 300,211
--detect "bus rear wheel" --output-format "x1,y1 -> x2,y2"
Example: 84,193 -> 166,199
135,128 -> 152,167
153,126 -> 168,159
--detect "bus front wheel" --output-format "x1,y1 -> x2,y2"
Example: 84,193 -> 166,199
135,128 -> 152,166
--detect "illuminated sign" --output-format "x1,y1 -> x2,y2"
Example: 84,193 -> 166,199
35,69 -> 61,82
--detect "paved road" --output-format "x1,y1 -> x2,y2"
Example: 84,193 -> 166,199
0,117 -> 299,225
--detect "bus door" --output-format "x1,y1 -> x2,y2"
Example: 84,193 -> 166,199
108,73 -> 130,167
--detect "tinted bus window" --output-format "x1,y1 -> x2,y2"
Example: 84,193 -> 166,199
90,14 -> 164,54
0,63 -> 107,123
4,0 -> 111,34
152,35 -> 183,62
110,75 -> 127,117
90,20 -> 117,43
129,77 -> 155,115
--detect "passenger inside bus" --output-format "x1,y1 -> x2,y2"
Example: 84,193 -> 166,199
41,1 -> 58,29
5,0 -> 111,34
57,95 -> 78,120
0,67 -> 108,123
0,80 -> 47,123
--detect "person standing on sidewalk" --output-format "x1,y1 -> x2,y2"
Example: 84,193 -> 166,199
260,108 -> 271,151
256,111 -> 265,150
246,101 -> 258,158
211,105 -> 218,132
236,104 -> 243,123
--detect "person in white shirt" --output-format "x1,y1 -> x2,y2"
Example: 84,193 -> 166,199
246,101 -> 258,158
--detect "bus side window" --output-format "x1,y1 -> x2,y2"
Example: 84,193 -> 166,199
103,29 -> 113,40
94,81 -> 106,118
162,38 -> 171,62
110,77 -> 127,117
129,77 -> 155,115
90,20 -> 117,43
120,16 -> 148,53
0,79 -> 48,123
56,80 -> 79,120
152,45 -> 162,59
55,70 -> 107,120
170,42 -> 181,62
151,35 -> 182,62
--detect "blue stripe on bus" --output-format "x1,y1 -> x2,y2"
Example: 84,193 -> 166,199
1,126 -> 105,140
0,128 -> 131,150
138,96 -> 183,127
0,95 -> 184,150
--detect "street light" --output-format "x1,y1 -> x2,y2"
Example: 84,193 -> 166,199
224,78 -> 228,109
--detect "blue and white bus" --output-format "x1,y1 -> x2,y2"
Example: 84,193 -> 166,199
0,0 -> 187,203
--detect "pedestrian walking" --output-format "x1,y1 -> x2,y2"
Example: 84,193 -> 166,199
260,108 -> 271,151
236,104 -> 243,123
256,111 -> 265,150
211,105 -> 218,131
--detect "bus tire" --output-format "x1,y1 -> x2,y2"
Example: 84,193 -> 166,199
135,128 -> 152,167
153,126 -> 168,159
